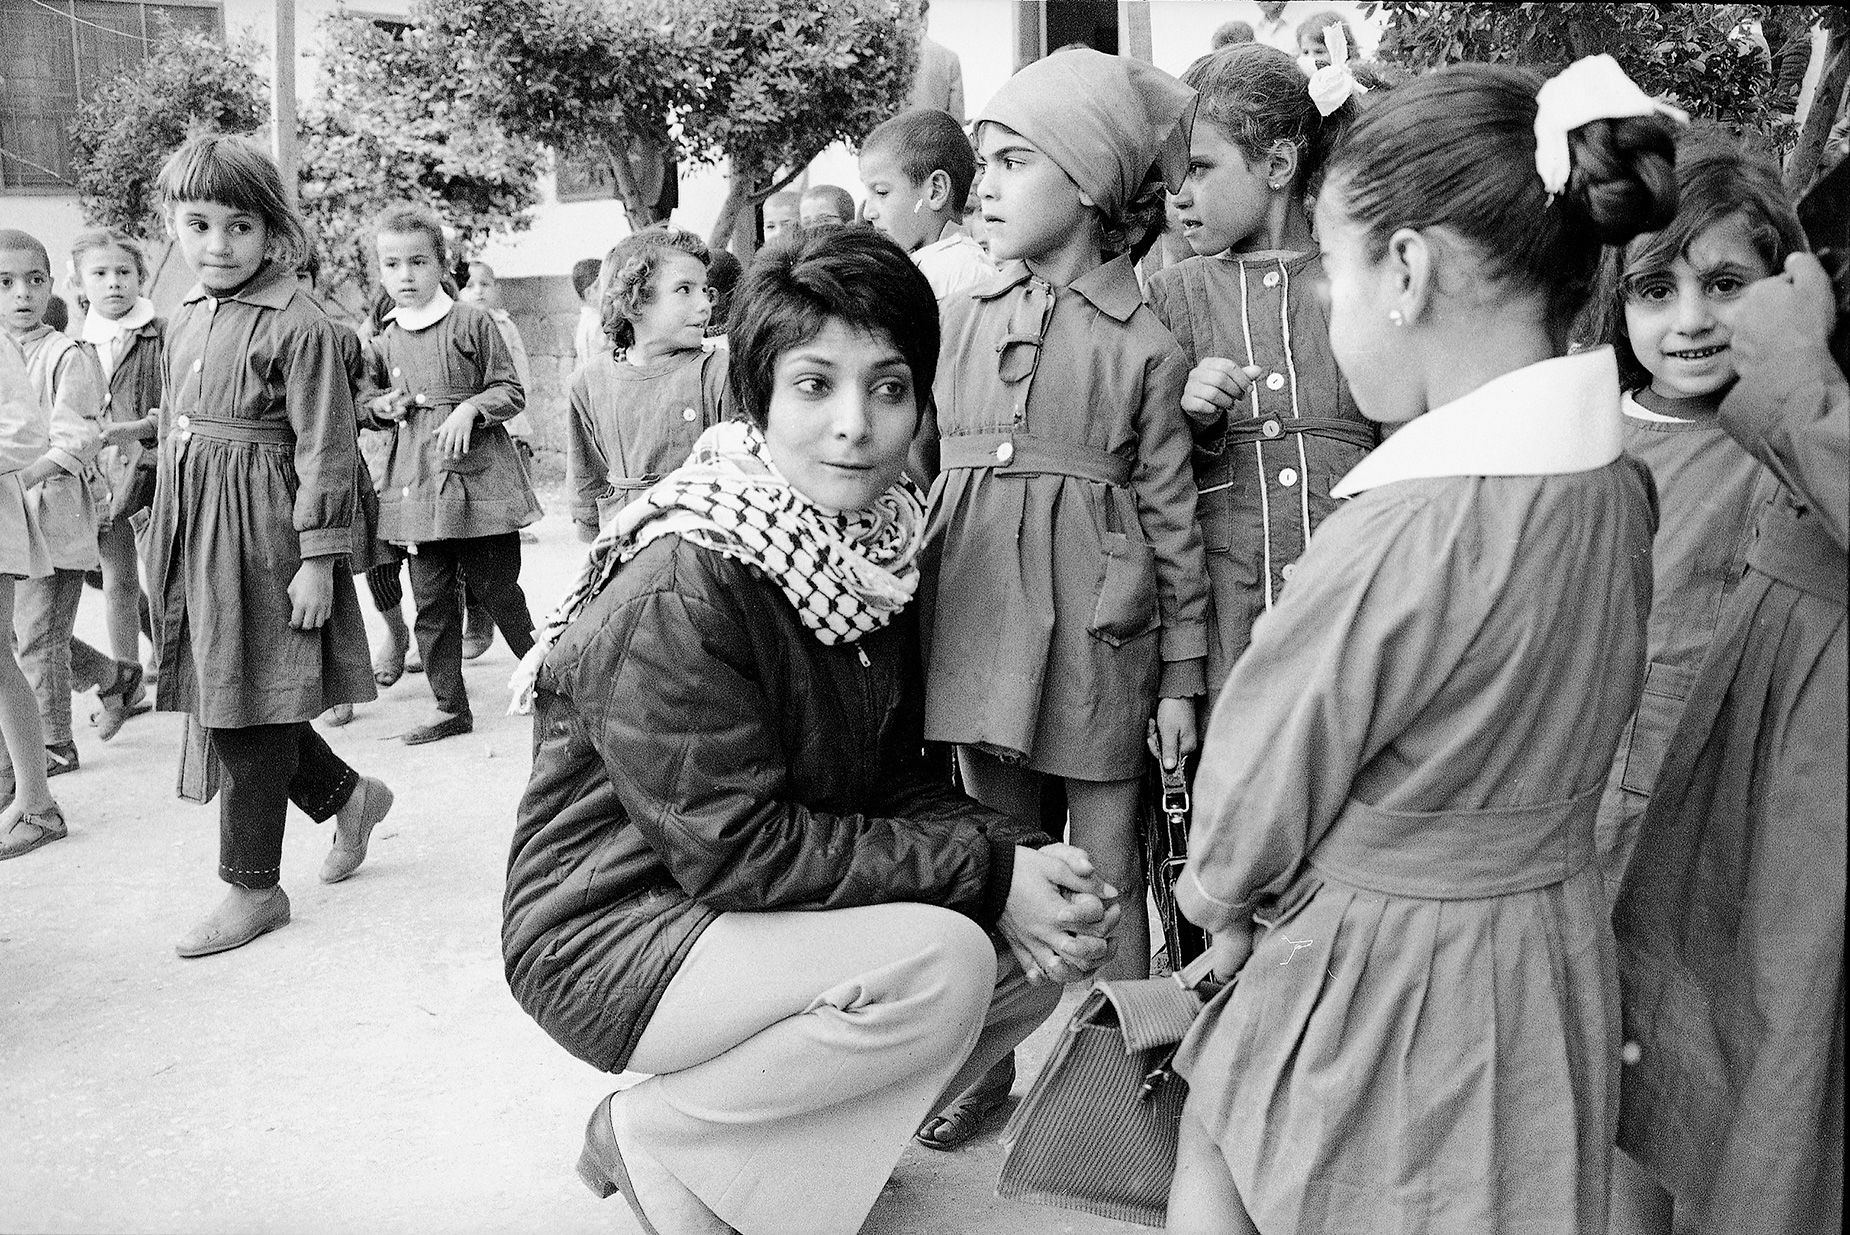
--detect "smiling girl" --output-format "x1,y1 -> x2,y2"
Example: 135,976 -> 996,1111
1146,42 -> 1375,690
148,135 -> 390,955
1591,140 -> 1804,898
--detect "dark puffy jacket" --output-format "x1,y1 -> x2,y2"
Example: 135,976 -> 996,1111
503,534 -> 1044,1073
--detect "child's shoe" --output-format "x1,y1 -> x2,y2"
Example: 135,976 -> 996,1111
0,803 -> 67,860
45,742 -> 78,777
94,662 -> 148,741
463,602 -> 495,660
175,885 -> 290,957
320,775 -> 395,883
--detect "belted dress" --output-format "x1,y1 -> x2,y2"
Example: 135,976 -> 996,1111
1175,349 -> 1656,1234
1146,249 -> 1378,691
146,264 -> 375,727
922,255 -> 1208,782
1614,343 -> 1846,1234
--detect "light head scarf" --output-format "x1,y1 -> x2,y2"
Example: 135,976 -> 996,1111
977,48 -> 1198,215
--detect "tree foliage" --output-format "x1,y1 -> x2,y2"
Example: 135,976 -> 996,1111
1370,4 -> 1817,152
67,28 -> 267,242
298,13 -> 545,308
418,0 -> 922,248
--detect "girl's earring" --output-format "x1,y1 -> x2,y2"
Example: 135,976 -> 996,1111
1388,309 -> 1406,327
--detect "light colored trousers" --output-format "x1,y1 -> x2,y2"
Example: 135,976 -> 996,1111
621,901 -> 1062,1235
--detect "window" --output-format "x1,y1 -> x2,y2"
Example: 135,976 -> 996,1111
0,0 -> 219,190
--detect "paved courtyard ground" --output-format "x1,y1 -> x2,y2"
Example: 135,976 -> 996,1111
0,497 -> 1147,1235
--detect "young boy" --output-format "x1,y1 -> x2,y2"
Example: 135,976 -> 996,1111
571,255 -> 606,373
762,191 -> 802,244
799,183 -> 855,229
0,230 -> 102,788
460,260 -> 536,451
858,108 -> 993,300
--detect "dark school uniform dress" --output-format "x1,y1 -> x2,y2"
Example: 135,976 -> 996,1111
147,263 -> 375,727
1175,350 -> 1655,1235
1593,394 -> 1767,891
92,315 -> 164,533
1146,250 -> 1378,690
923,255 -> 1209,782
566,345 -> 728,533
1614,356 -> 1847,1235
371,298 -> 540,543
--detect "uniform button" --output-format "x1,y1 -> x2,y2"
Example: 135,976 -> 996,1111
1265,372 -> 1286,391
1261,419 -> 1282,439
392,367 -> 401,377
1262,270 -> 1281,289
402,486 -> 411,497
415,394 -> 429,406
174,414 -> 189,429
681,407 -> 696,422
1279,467 -> 1298,487
191,358 -> 202,373
996,440 -> 1015,465
1621,1041 -> 1643,1065
1281,562 -> 1296,581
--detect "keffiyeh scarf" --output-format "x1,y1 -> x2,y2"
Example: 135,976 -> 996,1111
509,420 -> 924,713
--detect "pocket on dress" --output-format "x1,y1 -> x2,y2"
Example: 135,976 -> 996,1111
1619,660 -> 1695,796
1089,531 -> 1159,646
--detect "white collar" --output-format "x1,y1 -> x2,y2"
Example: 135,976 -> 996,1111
1331,347 -> 1623,498
80,297 -> 155,348
386,290 -> 454,332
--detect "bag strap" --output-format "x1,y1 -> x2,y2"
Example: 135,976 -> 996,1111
1176,949 -> 1219,991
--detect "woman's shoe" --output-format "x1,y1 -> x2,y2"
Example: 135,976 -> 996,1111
0,804 -> 67,860
577,1093 -> 662,1235
915,1053 -> 1017,1150
320,776 -> 394,884
175,886 -> 290,957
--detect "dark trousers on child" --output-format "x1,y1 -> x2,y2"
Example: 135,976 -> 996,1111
210,722 -> 358,889
407,532 -> 535,717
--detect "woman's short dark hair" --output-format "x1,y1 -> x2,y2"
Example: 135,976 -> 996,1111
727,226 -> 939,429
1326,62 -> 1679,344
1593,132 -> 1807,390
599,226 -> 710,351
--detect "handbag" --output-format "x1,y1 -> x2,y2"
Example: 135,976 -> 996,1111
996,951 -> 1222,1227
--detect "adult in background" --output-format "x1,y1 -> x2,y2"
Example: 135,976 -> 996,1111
909,0 -> 965,124
503,226 -> 1119,1235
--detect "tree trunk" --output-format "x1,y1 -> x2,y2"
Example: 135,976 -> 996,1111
607,139 -> 663,230
708,147 -> 834,256
1788,32 -> 1850,194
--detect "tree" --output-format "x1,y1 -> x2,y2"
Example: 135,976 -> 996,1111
676,0 -> 922,254
417,0 -> 692,229
1368,3 -> 1843,187
297,13 -> 544,309
67,28 -> 267,243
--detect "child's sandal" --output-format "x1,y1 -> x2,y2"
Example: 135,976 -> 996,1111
0,804 -> 68,860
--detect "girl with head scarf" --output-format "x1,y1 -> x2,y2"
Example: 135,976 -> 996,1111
911,49 -> 1211,1146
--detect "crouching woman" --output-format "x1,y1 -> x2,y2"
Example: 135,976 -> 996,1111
502,226 -> 1120,1235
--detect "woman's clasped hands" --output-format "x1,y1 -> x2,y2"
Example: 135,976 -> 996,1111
999,842 -> 1123,986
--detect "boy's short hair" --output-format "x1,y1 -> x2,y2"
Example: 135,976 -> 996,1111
467,260 -> 497,285
800,184 -> 856,225
571,257 -> 604,299
765,191 -> 801,215
600,226 -> 710,351
1212,20 -> 1254,48
0,228 -> 52,272
727,225 -> 939,429
374,202 -> 449,266
861,108 -> 976,214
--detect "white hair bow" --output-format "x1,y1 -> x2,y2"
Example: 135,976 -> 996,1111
1534,55 -> 1688,198
1307,22 -> 1366,118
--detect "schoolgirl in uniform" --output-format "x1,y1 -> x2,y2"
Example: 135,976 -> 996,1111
149,135 -> 391,956
368,202 -> 540,743
915,49 -> 1209,1147
1590,139 -> 1803,893
566,227 -> 727,541
1146,41 -> 1376,689
1166,59 -> 1681,1234
71,228 -> 163,736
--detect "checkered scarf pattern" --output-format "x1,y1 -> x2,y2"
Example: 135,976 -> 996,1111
510,420 -> 924,713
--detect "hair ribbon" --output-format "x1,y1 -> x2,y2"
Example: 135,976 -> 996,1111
1307,22 -> 1366,117
1534,55 -> 1688,199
